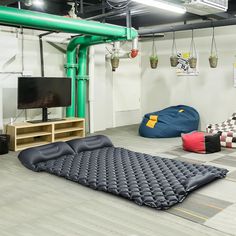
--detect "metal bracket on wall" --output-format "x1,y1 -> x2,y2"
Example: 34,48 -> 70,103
47,41 -> 66,54
64,63 -> 78,69
77,75 -> 89,80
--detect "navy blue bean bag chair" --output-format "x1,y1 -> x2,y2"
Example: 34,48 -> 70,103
139,105 -> 200,138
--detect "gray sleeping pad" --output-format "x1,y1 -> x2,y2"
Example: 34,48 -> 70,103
18,135 -> 228,210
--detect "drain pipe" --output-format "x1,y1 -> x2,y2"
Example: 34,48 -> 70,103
138,18 -> 236,35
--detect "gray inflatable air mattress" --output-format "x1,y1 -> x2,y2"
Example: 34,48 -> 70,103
18,135 -> 228,210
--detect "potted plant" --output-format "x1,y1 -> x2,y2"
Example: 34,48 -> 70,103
209,27 -> 218,68
111,55 -> 119,71
150,35 -> 158,69
170,32 -> 179,67
189,30 -> 197,69
150,55 -> 158,69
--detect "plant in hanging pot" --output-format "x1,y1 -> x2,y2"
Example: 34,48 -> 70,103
149,35 -> 158,69
209,55 -> 218,68
170,55 -> 178,67
189,56 -> 197,69
189,30 -> 197,69
170,32 -> 179,67
209,28 -> 218,68
110,53 -> 120,72
150,55 -> 158,69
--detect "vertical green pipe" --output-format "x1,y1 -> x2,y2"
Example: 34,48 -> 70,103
66,49 -> 76,117
66,35 -> 138,118
77,45 -> 88,118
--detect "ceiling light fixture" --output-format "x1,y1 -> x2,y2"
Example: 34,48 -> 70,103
131,0 -> 187,14
24,0 -> 33,6
33,0 -> 44,7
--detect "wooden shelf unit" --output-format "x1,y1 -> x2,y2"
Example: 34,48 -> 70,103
7,118 -> 85,151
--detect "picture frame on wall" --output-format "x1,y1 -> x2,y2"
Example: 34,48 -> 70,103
176,52 -> 199,76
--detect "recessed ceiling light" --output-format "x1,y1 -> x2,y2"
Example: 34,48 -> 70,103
131,0 -> 186,14
33,0 -> 44,7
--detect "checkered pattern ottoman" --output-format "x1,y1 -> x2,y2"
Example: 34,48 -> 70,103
207,113 -> 236,148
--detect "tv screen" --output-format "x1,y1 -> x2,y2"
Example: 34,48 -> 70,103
18,77 -> 71,109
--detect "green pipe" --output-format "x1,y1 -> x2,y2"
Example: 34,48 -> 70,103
66,36 -> 111,117
0,6 -> 138,118
77,45 -> 88,118
65,51 -> 77,117
66,35 -> 131,117
0,6 -> 138,38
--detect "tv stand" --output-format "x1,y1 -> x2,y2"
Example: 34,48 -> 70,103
28,118 -> 65,124
7,118 -> 85,151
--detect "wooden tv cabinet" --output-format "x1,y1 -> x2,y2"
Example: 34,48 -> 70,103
7,118 -> 85,151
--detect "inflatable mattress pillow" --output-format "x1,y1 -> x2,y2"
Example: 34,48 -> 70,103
182,131 -> 221,154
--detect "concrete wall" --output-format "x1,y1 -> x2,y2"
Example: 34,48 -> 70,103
141,25 -> 236,130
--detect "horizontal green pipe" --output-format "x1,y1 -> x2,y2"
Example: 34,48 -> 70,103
0,6 -> 138,38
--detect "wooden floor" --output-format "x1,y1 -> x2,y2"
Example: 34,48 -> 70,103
0,125 -> 235,236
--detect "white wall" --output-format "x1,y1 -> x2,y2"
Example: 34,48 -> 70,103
112,42 -> 142,127
5,23 -> 236,134
90,44 -> 109,132
0,27 -> 142,134
90,42 -> 142,132
0,27 -> 65,132
141,25 -> 236,130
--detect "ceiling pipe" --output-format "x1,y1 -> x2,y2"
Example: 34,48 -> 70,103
0,6 -> 138,118
0,6 -> 137,38
138,18 -> 236,35
85,5 -> 144,21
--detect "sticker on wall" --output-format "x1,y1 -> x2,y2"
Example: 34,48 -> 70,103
176,52 -> 199,76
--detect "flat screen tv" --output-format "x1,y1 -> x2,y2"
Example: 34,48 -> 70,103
18,77 -> 71,123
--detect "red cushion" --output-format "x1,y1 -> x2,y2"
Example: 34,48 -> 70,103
182,132 -> 205,154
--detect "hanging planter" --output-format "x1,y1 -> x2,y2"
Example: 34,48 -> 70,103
111,55 -> 119,71
170,31 -> 179,67
149,35 -> 158,69
189,30 -> 197,69
209,27 -> 218,68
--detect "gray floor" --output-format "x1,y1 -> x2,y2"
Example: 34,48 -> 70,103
0,125 -> 236,236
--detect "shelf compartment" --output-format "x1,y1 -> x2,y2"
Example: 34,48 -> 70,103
17,131 -> 52,139
55,135 -> 82,142
54,127 -> 84,134
17,141 -> 51,151
16,125 -> 52,136
54,130 -> 84,142
54,120 -> 84,131
16,135 -> 52,150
